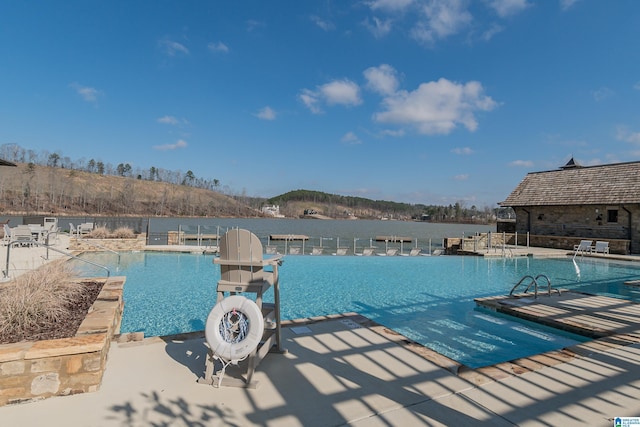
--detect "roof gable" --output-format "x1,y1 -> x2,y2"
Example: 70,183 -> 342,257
501,161 -> 640,206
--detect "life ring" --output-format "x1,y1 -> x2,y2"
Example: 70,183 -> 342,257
205,295 -> 264,363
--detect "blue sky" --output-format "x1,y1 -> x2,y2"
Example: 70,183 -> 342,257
1,1 -> 639,208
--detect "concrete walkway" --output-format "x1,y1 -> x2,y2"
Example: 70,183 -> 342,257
0,233 -> 72,280
1,313 -> 640,426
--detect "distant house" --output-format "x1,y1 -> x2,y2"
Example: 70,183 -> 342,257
500,159 -> 640,254
261,205 -> 285,218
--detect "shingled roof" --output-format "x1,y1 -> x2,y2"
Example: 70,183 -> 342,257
501,160 -> 640,207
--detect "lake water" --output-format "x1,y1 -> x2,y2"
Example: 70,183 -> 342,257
146,217 -> 496,253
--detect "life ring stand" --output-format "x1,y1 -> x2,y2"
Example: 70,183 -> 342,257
205,295 -> 264,364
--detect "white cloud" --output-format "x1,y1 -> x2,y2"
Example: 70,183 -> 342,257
157,115 -> 189,126
616,126 -> 640,144
153,139 -> 188,151
368,0 -> 414,11
364,64 -> 399,95
634,81 -> 640,91
341,132 -> 362,144
256,106 -> 276,120
159,39 -> 189,56
157,115 -> 179,125
560,0 -> 581,11
453,174 -> 469,181
70,82 -> 101,103
380,128 -> 406,137
487,0 -> 530,18
509,159 -> 534,167
299,89 -> 322,114
311,15 -> 335,31
410,0 -> 472,44
591,87 -> 614,101
321,79 -> 362,106
373,78 -> 497,135
208,41 -> 229,53
481,23 -> 504,41
452,147 -> 474,155
300,79 -> 362,113
363,16 -> 393,38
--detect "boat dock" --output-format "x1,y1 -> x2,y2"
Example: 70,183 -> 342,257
375,235 -> 413,242
269,234 -> 309,241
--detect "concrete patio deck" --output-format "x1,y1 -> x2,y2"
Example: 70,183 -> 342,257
1,312 -> 639,426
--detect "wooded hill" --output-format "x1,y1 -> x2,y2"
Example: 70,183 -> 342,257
0,163 -> 257,217
0,164 -> 505,222
269,189 -> 500,223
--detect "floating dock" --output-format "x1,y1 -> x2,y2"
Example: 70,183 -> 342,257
375,236 -> 412,242
269,234 -> 309,241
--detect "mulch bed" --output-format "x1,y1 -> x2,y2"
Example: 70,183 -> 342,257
0,281 -> 104,344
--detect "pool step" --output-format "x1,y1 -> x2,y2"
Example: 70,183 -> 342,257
475,291 -> 640,339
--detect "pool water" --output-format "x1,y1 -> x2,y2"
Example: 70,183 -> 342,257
72,252 -> 640,368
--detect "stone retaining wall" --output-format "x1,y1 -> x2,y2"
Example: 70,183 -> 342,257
69,236 -> 146,251
0,276 -> 125,406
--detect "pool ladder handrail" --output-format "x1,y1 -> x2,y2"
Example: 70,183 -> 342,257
509,274 -> 561,299
3,239 -> 111,279
74,238 -> 121,266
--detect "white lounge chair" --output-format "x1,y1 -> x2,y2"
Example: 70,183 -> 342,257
378,248 -> 398,256
409,248 -> 423,256
289,246 -> 301,255
594,241 -> 609,255
360,247 -> 375,256
265,245 -> 279,255
332,247 -> 348,256
573,240 -> 593,254
311,247 -> 323,256
11,225 -> 35,247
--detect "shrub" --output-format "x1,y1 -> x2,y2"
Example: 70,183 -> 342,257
86,225 -> 110,239
111,227 -> 135,239
0,262 -> 81,342
84,225 -> 135,239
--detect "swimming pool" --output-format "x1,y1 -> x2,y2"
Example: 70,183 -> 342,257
72,252 -> 640,368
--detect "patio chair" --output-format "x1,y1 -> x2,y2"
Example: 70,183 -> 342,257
201,228 -> 284,387
2,223 -> 11,245
78,222 -> 94,235
408,248 -> 423,256
311,247 -> 323,255
289,246 -> 301,255
361,247 -> 376,256
332,247 -> 348,256
11,225 -> 35,247
378,248 -> 398,256
573,240 -> 593,254
594,241 -> 610,255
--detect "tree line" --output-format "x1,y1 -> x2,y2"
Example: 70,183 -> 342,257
269,189 -> 512,223
0,143 -> 221,191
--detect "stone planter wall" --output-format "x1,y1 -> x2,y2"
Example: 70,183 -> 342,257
0,276 -> 125,406
69,235 -> 146,251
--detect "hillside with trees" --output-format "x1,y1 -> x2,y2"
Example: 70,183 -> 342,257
0,143 -> 509,222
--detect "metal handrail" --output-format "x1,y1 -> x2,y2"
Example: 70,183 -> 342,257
509,273 -> 561,299
3,239 -> 111,279
73,237 -> 121,265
